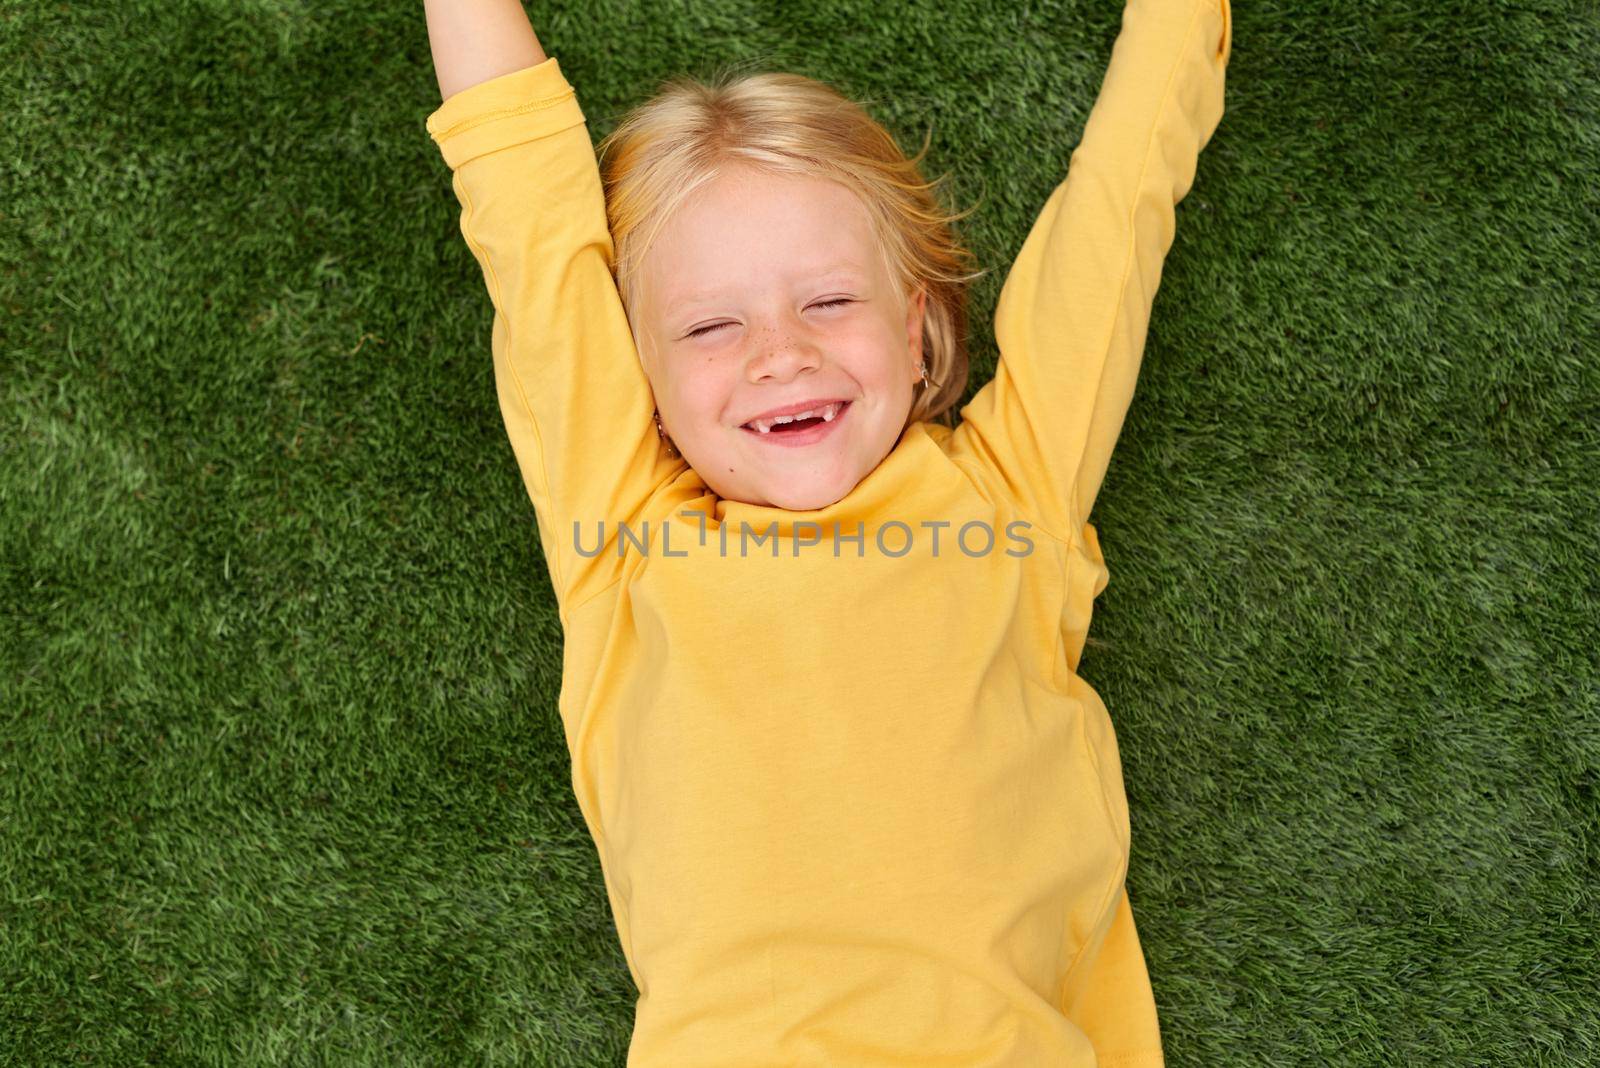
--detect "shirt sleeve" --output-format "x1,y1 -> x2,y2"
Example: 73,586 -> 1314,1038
947,0 -> 1231,542
425,58 -> 679,616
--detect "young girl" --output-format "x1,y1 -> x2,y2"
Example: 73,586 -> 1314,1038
423,0 -> 1229,1063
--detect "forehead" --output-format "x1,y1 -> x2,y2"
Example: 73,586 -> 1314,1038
647,165 -> 881,307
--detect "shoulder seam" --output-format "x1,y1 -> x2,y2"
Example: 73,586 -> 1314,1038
945,455 -> 1078,549
431,89 -> 578,143
560,572 -> 623,623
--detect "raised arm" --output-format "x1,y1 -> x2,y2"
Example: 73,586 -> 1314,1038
948,0 -> 1231,542
424,26 -> 679,615
424,0 -> 547,100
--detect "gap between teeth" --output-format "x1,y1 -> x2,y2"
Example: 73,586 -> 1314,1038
748,402 -> 842,434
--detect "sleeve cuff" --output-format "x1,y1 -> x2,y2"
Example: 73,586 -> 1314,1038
424,56 -> 588,170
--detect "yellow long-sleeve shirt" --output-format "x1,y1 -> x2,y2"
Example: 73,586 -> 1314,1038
425,0 -> 1229,1062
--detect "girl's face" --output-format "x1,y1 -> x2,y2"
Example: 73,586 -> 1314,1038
634,162 -> 926,511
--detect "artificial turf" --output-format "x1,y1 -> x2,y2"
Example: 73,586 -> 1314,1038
3,0 -> 1597,1063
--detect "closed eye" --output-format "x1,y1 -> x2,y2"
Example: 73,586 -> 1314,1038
684,298 -> 856,340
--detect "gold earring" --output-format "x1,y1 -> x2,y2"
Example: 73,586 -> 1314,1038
653,409 -> 678,457
918,360 -> 930,388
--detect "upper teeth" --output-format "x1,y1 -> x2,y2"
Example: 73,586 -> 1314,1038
747,402 -> 843,434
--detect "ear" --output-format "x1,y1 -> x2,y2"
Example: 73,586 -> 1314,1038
906,285 -> 928,374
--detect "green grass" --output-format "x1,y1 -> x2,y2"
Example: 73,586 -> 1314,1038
3,0 -> 1597,1063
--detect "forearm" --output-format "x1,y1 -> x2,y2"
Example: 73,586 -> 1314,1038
424,0 -> 548,101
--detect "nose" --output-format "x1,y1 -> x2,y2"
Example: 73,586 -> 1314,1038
745,323 -> 821,384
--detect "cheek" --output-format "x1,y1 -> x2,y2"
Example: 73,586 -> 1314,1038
846,329 -> 913,386
667,360 -> 735,420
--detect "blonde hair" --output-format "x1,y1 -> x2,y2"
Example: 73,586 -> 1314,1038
594,63 -> 987,428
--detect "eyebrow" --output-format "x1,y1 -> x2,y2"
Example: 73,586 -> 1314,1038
670,264 -> 868,307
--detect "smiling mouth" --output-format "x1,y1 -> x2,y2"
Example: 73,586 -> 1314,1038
741,401 -> 850,435
739,400 -> 852,445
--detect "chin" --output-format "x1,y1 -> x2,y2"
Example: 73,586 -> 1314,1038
769,489 -> 843,511
763,472 -> 852,512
